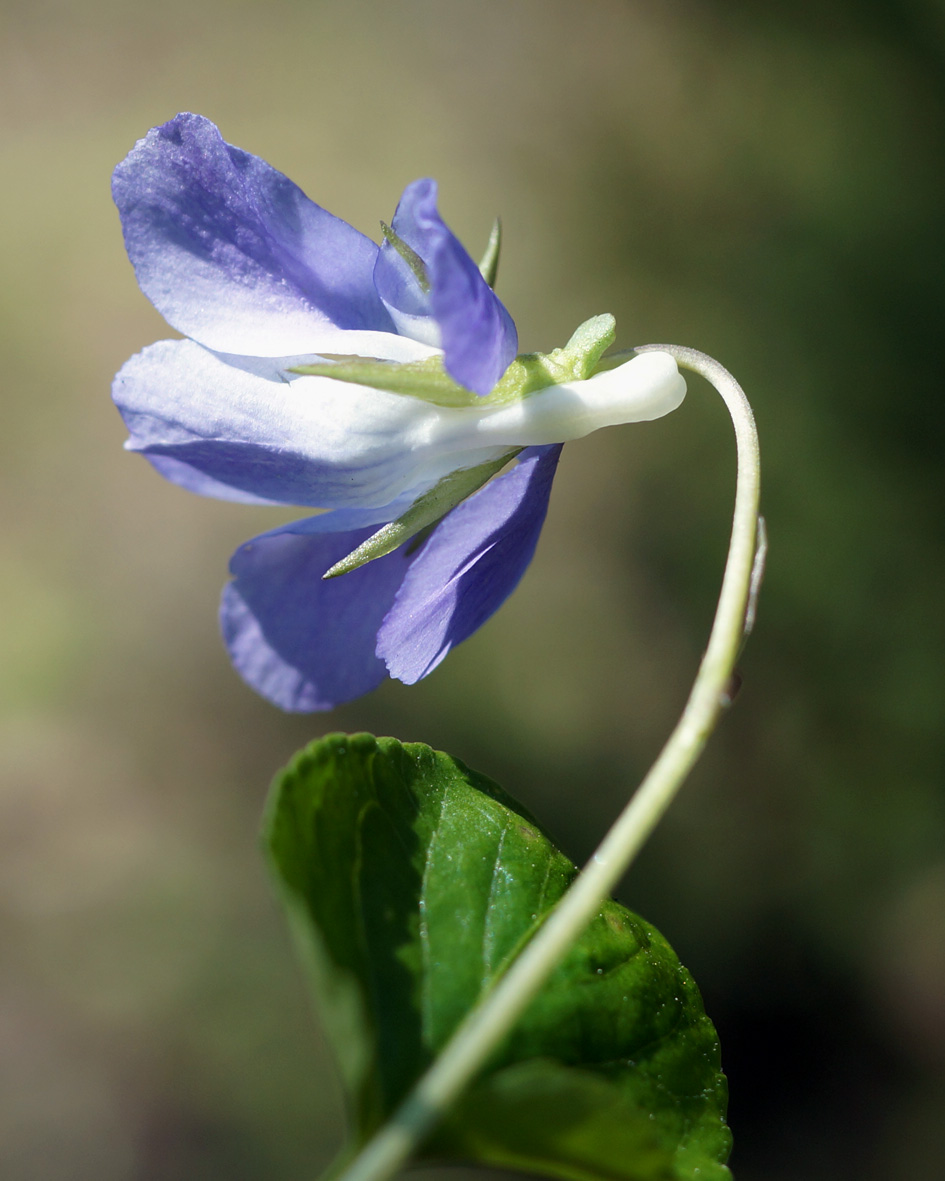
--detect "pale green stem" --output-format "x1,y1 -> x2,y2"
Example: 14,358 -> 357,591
334,345 -> 761,1181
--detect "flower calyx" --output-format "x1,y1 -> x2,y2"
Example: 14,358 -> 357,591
289,313 -> 617,407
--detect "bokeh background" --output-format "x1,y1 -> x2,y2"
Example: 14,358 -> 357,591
2,0 -> 944,1177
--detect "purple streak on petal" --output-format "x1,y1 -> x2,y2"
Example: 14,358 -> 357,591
221,508 -> 414,711
374,179 -> 518,395
144,453 -> 283,505
112,113 -> 394,355
376,444 -> 562,685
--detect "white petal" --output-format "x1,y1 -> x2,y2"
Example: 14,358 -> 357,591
114,339 -> 509,510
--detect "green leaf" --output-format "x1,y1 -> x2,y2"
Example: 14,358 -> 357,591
264,734 -> 731,1181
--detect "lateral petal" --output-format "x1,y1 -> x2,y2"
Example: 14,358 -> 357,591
112,112 -> 395,355
376,444 -> 562,684
112,339 -> 506,510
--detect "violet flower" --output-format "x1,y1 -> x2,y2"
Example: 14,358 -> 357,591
112,113 -> 686,711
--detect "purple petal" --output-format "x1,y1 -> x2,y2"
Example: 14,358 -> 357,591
374,179 -> 518,395
376,445 -> 562,684
221,508 -> 415,711
112,113 -> 395,355
142,452 -> 280,505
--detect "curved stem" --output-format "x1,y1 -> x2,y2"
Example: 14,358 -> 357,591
334,346 -> 761,1181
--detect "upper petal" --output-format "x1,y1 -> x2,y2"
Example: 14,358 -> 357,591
112,113 -> 396,355
112,338 -> 511,509
376,444 -> 562,684
374,179 -> 518,395
221,507 -> 415,711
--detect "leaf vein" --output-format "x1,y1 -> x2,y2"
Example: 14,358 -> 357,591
481,815 -> 512,980
418,777 -> 452,1042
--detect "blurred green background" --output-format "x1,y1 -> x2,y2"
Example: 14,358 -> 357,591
2,0 -> 944,1177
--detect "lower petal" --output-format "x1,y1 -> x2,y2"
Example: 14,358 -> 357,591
221,510 -> 414,711
376,445 -> 562,684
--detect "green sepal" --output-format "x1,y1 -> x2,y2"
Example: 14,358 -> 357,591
478,217 -> 502,288
265,734 -> 732,1181
290,353 -> 470,404
289,313 -> 618,406
322,449 -> 521,578
379,221 -> 430,293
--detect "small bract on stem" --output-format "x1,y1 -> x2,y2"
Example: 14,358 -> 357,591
332,345 -> 762,1181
